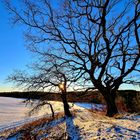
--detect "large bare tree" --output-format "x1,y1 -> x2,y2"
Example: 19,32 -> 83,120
5,0 -> 140,116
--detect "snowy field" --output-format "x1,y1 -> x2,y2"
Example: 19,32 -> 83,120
0,97 -> 63,131
0,97 -> 103,128
75,102 -> 106,111
0,97 -> 140,139
0,97 -> 30,126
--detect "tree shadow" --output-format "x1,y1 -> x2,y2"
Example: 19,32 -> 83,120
65,116 -> 81,140
6,116 -> 81,140
104,125 -> 140,139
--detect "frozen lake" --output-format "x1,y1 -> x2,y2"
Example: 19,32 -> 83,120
0,97 -> 31,127
0,97 -> 65,130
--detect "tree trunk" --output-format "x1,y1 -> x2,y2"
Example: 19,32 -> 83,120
61,93 -> 72,117
49,103 -> 55,118
101,90 -> 118,117
47,102 -> 55,118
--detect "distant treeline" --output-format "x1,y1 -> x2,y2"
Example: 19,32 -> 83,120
0,90 -> 140,113
0,90 -> 102,102
0,90 -> 139,102
0,91 -> 46,99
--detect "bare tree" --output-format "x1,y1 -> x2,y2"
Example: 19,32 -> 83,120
27,98 -> 55,118
5,0 -> 140,116
8,51 -> 73,117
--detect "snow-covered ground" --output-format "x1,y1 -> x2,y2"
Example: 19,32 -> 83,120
0,98 -> 79,133
0,97 -> 30,127
75,102 -> 106,111
0,98 -> 140,139
0,97 -> 67,130
4,105 -> 140,140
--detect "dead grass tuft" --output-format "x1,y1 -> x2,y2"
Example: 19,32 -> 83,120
0,112 -> 64,139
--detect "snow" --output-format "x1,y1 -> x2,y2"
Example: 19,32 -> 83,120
65,117 -> 81,140
7,135 -> 17,140
0,99 -> 140,139
0,97 -> 30,126
25,109 -> 140,139
119,113 -> 140,121
73,109 -> 140,140
32,117 -> 66,140
75,102 -> 106,111
0,116 -> 43,133
0,97 -> 70,132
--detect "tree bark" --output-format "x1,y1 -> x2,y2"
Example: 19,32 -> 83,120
46,102 -> 55,118
49,103 -> 55,118
101,90 -> 118,117
61,93 -> 72,117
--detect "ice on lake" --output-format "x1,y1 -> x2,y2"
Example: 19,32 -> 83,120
0,97 -> 31,127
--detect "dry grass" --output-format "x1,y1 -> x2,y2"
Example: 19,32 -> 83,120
0,112 -> 64,139
0,110 -> 79,139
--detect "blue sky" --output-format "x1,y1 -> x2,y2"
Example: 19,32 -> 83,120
0,1 -> 139,92
0,2 -> 31,91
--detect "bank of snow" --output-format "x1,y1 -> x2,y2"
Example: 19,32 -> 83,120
75,102 -> 106,111
1,102 -> 140,140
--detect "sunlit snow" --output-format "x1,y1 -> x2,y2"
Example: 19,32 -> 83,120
0,97 -> 140,140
